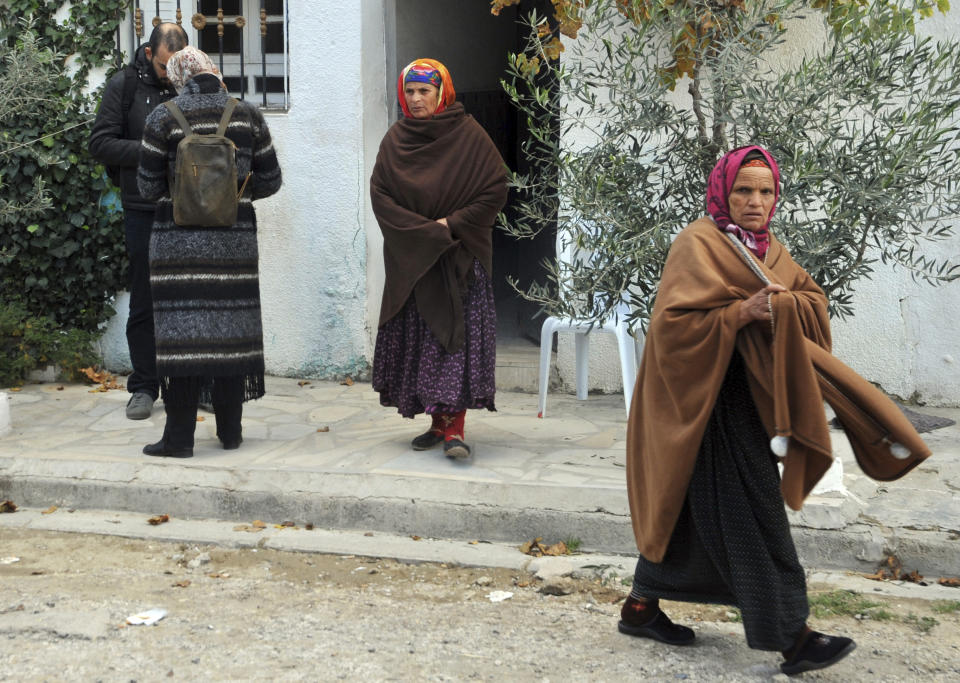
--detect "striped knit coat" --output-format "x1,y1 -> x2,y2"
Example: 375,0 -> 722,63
137,74 -> 281,403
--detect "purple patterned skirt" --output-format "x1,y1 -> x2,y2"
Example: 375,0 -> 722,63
373,259 -> 497,419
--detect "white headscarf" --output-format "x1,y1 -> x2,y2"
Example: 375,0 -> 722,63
166,46 -> 223,93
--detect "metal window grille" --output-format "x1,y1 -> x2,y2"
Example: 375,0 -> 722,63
124,0 -> 289,110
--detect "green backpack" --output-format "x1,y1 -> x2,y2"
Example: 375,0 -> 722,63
163,98 -> 250,227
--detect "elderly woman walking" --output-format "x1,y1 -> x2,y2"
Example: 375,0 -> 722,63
137,47 -> 281,458
620,145 -> 930,675
370,59 -> 507,459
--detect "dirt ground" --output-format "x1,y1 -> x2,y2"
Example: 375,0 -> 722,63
1,528 -> 959,681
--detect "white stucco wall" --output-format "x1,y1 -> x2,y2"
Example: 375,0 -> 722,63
254,0 -> 374,379
555,7 -> 960,406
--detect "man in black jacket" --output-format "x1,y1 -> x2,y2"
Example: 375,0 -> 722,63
89,23 -> 188,420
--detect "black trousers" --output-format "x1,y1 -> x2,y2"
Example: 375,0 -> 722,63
124,208 -> 158,400
161,376 -> 243,449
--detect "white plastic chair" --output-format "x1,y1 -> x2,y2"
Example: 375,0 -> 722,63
537,299 -> 643,418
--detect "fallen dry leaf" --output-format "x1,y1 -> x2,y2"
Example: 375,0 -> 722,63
30,571 -> 44,576
863,554 -> 927,582
147,514 -> 170,526
280,520 -> 295,527
340,377 -> 354,386
519,537 -> 542,556
316,426 -> 330,432
196,416 -> 205,422
172,579 -> 191,588
939,577 -> 960,587
251,519 -> 266,528
469,540 -> 479,545
41,505 -> 58,515
298,380 -> 311,387
363,531 -> 374,537
410,535 -> 422,541
305,523 -> 314,530
519,537 -> 573,557
542,541 -> 568,556
8,387 -> 21,392
208,572 -> 230,579
56,386 -> 64,391
0,500 -> 17,513
79,367 -> 123,391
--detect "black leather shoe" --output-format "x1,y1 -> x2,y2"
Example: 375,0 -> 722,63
143,440 -> 193,458
411,430 -> 444,451
221,436 -> 243,450
781,631 -> 855,675
618,610 -> 695,646
443,438 -> 471,459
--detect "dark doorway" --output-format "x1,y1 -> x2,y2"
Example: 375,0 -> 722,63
390,0 -> 556,345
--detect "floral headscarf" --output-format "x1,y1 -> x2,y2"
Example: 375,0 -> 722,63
397,58 -> 456,118
166,46 -> 223,93
706,145 -> 780,260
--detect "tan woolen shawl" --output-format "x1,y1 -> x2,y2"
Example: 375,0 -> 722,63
627,218 -> 931,562
371,103 -> 507,353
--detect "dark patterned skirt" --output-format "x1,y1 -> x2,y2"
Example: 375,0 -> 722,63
630,352 -> 809,651
373,259 -> 496,419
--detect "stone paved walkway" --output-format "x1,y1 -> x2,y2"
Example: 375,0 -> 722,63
1,377 -> 958,576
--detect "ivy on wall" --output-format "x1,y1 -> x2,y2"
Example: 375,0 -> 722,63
0,0 -> 131,331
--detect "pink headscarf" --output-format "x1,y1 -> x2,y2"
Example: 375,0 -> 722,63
706,145 -> 780,260
166,46 -> 223,93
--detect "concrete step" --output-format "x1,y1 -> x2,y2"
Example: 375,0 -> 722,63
495,339 -> 557,393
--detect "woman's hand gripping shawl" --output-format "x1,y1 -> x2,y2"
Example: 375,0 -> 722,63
370,103 -> 507,353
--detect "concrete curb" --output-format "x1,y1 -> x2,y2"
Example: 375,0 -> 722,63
3,507 -> 959,604
3,457 -> 958,577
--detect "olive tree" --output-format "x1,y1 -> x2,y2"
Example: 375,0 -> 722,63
495,0 -> 960,327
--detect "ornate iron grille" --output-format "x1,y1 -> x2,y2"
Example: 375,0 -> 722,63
123,0 -> 288,109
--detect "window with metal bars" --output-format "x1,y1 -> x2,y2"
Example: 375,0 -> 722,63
128,1 -> 288,110
194,0 -> 288,109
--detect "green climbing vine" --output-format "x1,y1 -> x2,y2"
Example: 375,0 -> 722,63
0,1 -> 130,384
0,0 -> 130,332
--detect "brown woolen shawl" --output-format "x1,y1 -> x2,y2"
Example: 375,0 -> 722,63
371,103 -> 507,353
627,218 -> 930,562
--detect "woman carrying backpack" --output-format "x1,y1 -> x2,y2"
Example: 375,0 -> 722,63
137,47 -> 282,458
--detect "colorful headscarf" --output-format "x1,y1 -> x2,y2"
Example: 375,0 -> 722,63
706,145 -> 780,260
166,46 -> 223,93
397,58 -> 456,118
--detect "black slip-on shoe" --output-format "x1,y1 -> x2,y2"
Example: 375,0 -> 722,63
618,610 -> 696,646
411,430 -> 444,451
143,440 -> 193,458
443,438 -> 471,459
221,436 -> 243,450
781,632 -> 855,676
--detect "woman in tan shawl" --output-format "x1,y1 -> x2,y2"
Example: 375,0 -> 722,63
620,146 -> 930,675
370,59 -> 507,459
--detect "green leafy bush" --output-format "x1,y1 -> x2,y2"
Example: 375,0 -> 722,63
0,2 -> 130,332
0,302 -> 100,387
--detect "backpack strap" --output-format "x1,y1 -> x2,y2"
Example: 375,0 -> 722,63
163,100 -> 193,136
119,64 -> 139,139
216,98 -> 239,136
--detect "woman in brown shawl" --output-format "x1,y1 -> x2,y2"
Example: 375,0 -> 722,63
370,59 -> 507,459
620,146 -> 930,675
